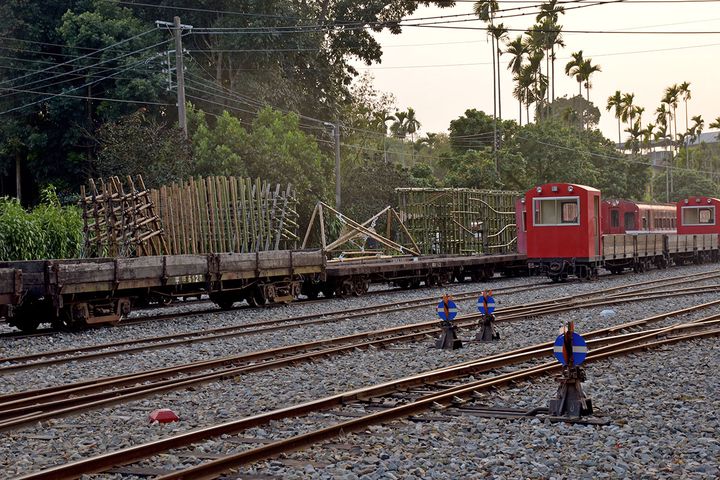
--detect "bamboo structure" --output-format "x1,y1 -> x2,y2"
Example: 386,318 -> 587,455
81,176 -> 167,258
151,177 -> 299,255
396,188 -> 521,255
302,203 -> 420,258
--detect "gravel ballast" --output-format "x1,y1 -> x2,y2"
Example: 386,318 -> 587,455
239,336 -> 720,480
0,263 -> 719,477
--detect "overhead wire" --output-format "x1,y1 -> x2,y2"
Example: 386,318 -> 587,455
0,28 -> 158,87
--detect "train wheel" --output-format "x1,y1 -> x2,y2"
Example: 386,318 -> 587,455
321,286 -> 336,298
353,277 -> 369,296
549,274 -> 560,283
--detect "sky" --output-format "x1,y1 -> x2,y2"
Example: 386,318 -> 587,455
351,0 -> 720,142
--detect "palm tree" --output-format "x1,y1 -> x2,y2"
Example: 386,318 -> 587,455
474,0 -> 500,164
390,111 -> 408,139
405,108 -> 421,144
662,84 -> 680,151
564,51 -> 585,97
506,35 -> 528,124
514,64 -> 535,124
606,90 -> 624,145
641,123 -> 655,154
505,35 -> 528,75
536,1 -> 565,101
710,116 -> 720,140
578,57 -> 601,102
689,114 -> 704,141
620,92 -> 635,133
624,120 -> 642,154
488,23 -> 509,121
678,81 -> 691,133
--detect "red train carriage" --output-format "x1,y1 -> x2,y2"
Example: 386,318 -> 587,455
601,199 -> 676,234
525,183 -> 601,281
677,196 -> 720,234
672,196 -> 720,264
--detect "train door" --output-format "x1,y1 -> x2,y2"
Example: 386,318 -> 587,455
594,196 -> 600,256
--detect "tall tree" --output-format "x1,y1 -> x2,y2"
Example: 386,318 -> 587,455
710,116 -> 720,140
662,84 -> 680,153
564,51 -> 585,97
488,23 -> 509,122
405,107 -> 421,163
606,90 -> 624,145
679,81 -> 692,133
535,1 -> 565,102
474,0 -> 501,164
505,35 -> 529,125
578,57 -> 601,102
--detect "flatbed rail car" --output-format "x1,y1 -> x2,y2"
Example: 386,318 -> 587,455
313,253 -> 528,298
0,250 -> 324,332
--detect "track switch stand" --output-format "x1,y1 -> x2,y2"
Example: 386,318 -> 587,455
435,294 -> 462,350
549,322 -> 593,417
476,291 -> 499,341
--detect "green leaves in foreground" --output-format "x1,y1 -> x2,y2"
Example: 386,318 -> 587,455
0,186 -> 82,261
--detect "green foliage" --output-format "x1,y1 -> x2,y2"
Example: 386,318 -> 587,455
341,155 -> 424,222
444,149 -> 503,189
186,106 -> 332,226
189,107 -> 247,177
539,95 -> 601,130
652,168 -> 719,202
0,186 -> 82,261
95,110 -> 192,188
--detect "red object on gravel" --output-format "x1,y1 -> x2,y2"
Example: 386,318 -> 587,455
149,409 -> 179,423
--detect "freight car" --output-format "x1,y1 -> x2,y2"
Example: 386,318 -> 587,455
0,249 -> 529,332
525,183 -> 719,281
601,199 -> 676,234
0,250 -> 324,332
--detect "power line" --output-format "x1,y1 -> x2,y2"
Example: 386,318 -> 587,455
0,86 -> 172,106
0,28 -> 158,87
0,52 -> 166,115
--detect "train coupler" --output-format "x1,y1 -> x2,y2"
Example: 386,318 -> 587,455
436,321 -> 463,350
549,365 -> 593,417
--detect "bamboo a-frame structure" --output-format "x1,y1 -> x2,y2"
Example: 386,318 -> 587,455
301,202 -> 420,258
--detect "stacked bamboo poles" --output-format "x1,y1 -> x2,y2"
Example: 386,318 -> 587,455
150,177 -> 298,255
395,188 -> 520,255
80,176 -> 167,258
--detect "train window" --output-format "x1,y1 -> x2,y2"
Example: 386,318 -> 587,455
682,206 -> 716,225
624,212 -> 635,230
611,210 -> 620,228
533,197 -> 580,226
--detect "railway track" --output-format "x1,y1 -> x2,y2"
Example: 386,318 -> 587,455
0,280 -> 541,340
2,262 -> 717,339
1,283 -> 719,433
2,270 -> 720,373
14,308 -> 720,480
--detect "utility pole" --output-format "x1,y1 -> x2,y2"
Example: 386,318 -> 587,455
324,121 -> 342,211
173,16 -> 188,138
334,122 -> 341,211
157,18 -> 192,138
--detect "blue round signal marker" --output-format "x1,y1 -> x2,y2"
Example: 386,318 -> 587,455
553,332 -> 588,366
477,295 -> 496,314
436,299 -> 458,321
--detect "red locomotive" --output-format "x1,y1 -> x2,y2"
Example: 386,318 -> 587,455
524,183 -> 601,281
601,199 -> 676,234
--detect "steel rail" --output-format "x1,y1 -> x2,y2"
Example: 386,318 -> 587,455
6,306 -> 719,431
4,269 -> 719,371
3,265 -> 717,340
154,324 -> 720,480
15,307 -> 720,480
